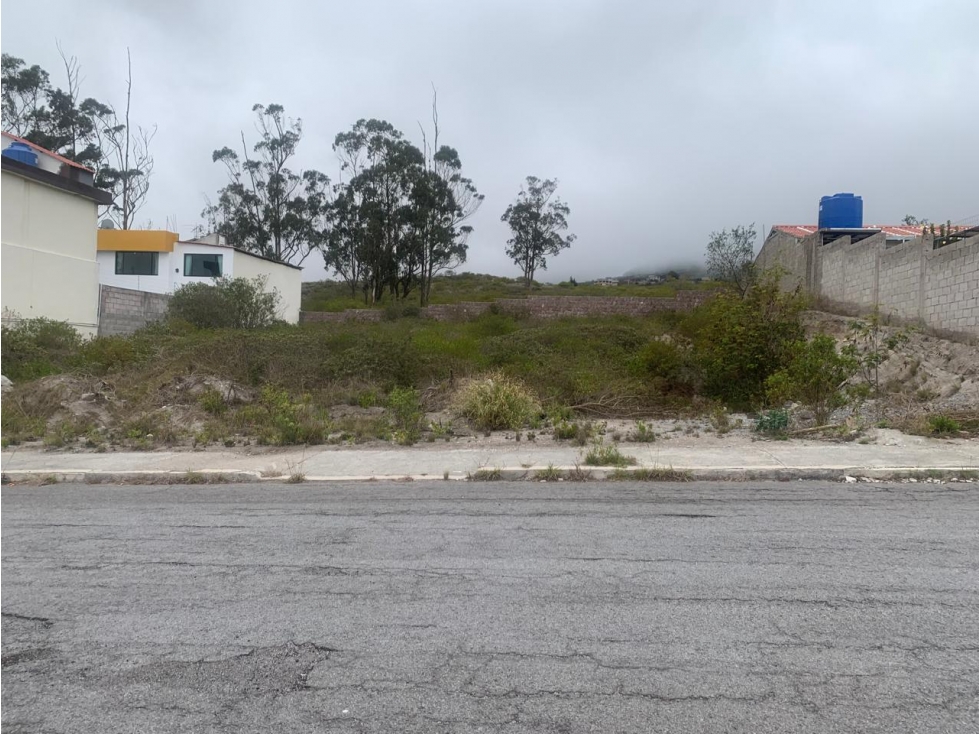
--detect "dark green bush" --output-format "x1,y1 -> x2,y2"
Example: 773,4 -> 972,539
388,386 -> 423,444
1,318 -> 82,380
755,409 -> 789,435
766,335 -> 858,424
233,386 -> 330,445
928,415 -> 961,435
166,276 -> 281,329
631,339 -> 693,393
78,336 -> 150,374
688,276 -> 807,409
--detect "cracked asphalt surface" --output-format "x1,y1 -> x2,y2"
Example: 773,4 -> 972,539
2,481 -> 978,733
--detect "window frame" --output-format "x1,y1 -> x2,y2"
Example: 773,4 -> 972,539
114,251 -> 159,276
183,253 -> 224,278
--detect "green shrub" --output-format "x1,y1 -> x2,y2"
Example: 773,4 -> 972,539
454,372 -> 542,430
755,409 -> 789,435
628,420 -> 656,443
535,464 -> 562,481
469,467 -> 503,481
199,388 -> 227,416
388,387 -> 422,443
0,318 -> 83,380
115,412 -> 181,448
383,302 -> 423,321
707,405 -> 732,434
553,420 -> 595,445
766,334 -> 858,424
844,310 -> 911,404
553,421 -> 579,440
322,334 -> 420,387
167,276 -> 281,329
78,336 -> 149,374
43,417 -> 97,448
0,406 -> 47,444
928,415 -> 961,435
234,386 -> 330,445
583,441 -> 636,467
687,274 -> 807,409
634,339 -> 686,389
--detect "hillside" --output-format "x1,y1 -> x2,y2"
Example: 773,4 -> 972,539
302,272 -> 716,312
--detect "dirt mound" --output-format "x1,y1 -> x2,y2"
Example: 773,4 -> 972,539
805,311 -> 979,422
159,375 -> 255,406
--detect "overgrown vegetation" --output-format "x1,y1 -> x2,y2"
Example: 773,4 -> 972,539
1,318 -> 83,381
755,409 -> 789,436
167,276 -> 282,329
684,274 -> 808,409
388,387 -> 423,445
766,335 -> 858,424
535,464 -> 562,481
927,415 -> 961,436
301,272 -> 718,312
453,372 -> 541,430
843,310 -> 911,414
5,267 -> 968,450
583,441 -> 636,467
609,466 -> 692,481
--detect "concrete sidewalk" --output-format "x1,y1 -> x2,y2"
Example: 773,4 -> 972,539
2,431 -> 977,482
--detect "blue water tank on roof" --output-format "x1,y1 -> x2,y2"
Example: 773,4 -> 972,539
818,193 -> 863,229
2,141 -> 39,167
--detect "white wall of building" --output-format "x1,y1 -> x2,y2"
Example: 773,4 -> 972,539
171,243 -> 237,290
1,170 -> 100,335
231,250 -> 303,323
96,250 -> 174,294
94,239 -> 303,324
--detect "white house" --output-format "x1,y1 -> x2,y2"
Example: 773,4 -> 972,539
1,132 -> 113,335
96,230 -> 303,323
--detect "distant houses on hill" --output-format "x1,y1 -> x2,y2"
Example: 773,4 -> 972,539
587,273 -> 712,287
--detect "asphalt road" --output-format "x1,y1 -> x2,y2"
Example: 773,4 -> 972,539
2,481 -> 978,733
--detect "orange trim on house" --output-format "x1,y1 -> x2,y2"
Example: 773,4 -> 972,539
97,230 -> 179,253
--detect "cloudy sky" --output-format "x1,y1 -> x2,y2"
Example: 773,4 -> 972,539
3,0 -> 977,281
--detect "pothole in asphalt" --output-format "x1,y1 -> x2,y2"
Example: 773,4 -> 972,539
120,642 -> 337,695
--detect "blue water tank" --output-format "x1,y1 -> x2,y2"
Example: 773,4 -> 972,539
818,193 -> 863,229
2,141 -> 39,167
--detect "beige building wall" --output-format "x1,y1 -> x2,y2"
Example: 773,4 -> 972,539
1,170 -> 100,335
231,252 -> 303,323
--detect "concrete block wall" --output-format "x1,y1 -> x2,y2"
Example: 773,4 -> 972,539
817,238 -> 848,303
843,232 -> 881,307
756,230 -> 812,290
300,291 -> 715,325
877,238 -> 922,320
922,236 -> 979,333
98,285 -> 170,336
758,230 -> 979,335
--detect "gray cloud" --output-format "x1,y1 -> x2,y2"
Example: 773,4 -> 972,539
4,0 -> 977,281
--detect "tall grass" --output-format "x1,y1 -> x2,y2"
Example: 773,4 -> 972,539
301,272 -> 719,312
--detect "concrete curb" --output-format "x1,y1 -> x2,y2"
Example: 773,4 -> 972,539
3,466 -> 978,485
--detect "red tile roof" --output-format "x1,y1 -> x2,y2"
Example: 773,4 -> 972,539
2,131 -> 94,172
772,224 -> 949,239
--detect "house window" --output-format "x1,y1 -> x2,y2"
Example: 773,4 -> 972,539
115,251 -> 158,276
184,253 -> 223,277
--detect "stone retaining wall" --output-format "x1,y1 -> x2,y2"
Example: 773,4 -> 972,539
300,290 -> 714,324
